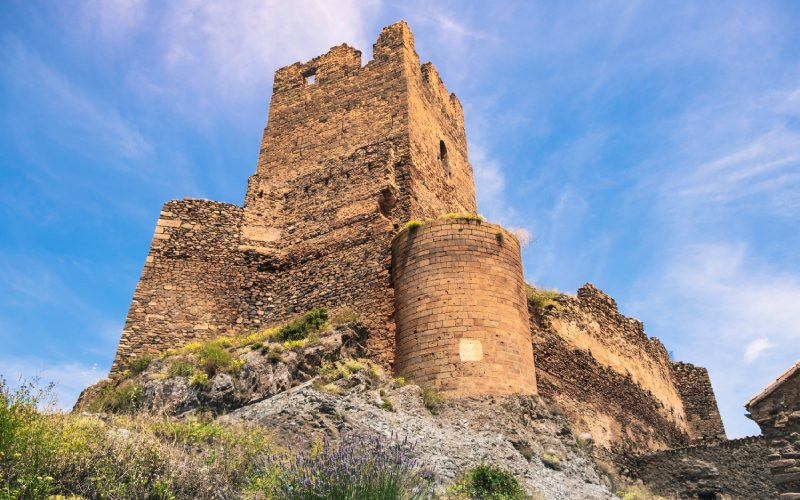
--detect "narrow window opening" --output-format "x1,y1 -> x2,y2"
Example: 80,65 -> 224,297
303,69 -> 317,85
439,140 -> 451,177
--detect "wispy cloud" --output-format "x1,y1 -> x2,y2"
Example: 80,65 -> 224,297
629,242 -> 800,436
0,357 -> 104,411
0,37 -> 153,161
744,338 -> 774,364
101,0 -> 379,118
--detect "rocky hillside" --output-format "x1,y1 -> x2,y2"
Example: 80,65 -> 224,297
67,311 -> 630,499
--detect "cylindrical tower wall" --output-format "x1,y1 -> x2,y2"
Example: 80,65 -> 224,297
391,218 -> 536,396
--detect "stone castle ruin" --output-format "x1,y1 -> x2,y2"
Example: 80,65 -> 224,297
111,21 -> 795,498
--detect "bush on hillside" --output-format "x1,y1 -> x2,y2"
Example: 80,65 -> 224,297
265,435 -> 433,499
274,308 -> 329,342
449,463 -> 526,500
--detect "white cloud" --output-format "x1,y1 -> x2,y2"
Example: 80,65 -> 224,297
117,0 -> 378,110
628,242 -> 800,437
744,338 -> 774,363
0,357 -> 104,411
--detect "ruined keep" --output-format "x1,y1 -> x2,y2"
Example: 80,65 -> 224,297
109,20 -> 782,493
113,21 -> 477,373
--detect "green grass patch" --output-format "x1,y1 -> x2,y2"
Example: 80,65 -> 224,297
86,380 -> 143,414
167,358 -> 196,377
189,372 -> 210,389
449,464 -> 525,500
274,308 -> 328,342
126,355 -> 154,376
421,386 -> 444,415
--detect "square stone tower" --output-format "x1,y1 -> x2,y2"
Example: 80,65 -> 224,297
111,21 -> 477,372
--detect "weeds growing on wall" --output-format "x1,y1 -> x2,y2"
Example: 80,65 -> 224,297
525,285 -> 560,310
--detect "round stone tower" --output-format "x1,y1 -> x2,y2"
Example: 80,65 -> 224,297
391,217 -> 536,396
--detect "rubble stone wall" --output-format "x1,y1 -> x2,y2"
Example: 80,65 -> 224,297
672,361 -> 727,443
392,218 -> 535,396
112,199 -> 246,372
529,284 -> 692,463
633,436 -> 778,499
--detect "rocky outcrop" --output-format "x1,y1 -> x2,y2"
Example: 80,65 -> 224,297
75,324 -> 368,415
221,379 -> 616,499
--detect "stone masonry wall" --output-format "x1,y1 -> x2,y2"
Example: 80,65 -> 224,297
112,199 -> 246,371
672,361 -> 727,444
392,219 -> 535,396
529,284 -> 691,465
633,436 -> 778,499
747,362 -> 800,498
111,22 -> 478,372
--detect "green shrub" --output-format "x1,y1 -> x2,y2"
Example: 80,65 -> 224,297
451,464 -> 525,500
151,418 -> 225,445
317,359 -> 376,384
380,399 -> 395,412
421,386 -> 444,415
266,350 -> 284,363
525,285 -> 560,310
0,377 -> 59,498
0,378 -> 289,498
282,339 -> 306,351
127,355 -> 154,376
405,220 -> 423,231
393,376 -> 406,387
274,308 -> 328,342
167,359 -> 196,377
86,380 -> 142,413
226,359 -> 244,375
196,341 -> 233,375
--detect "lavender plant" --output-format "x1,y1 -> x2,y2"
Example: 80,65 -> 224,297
266,434 -> 434,499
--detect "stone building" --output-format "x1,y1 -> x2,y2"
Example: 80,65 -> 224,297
110,20 -> 767,491
113,21 -> 478,374
747,361 -> 800,499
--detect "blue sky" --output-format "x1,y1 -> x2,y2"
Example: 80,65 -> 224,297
1,1 -> 798,438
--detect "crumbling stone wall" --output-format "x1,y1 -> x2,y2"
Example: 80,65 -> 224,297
747,362 -> 800,498
633,436 -> 777,499
529,284 -> 692,464
113,199 -> 246,371
112,21 -> 477,372
392,219 -> 535,396
672,361 -> 727,444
